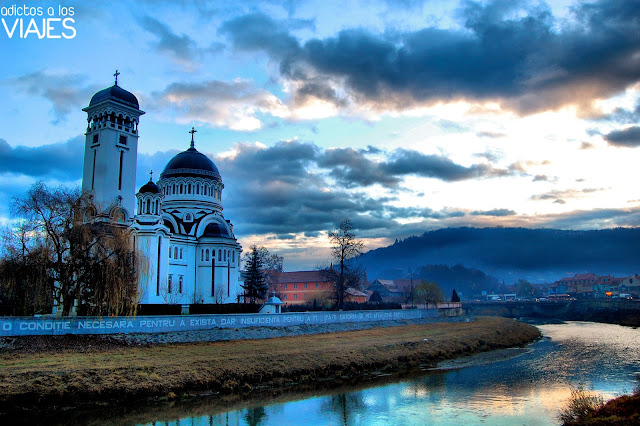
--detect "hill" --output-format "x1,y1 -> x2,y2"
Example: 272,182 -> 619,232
358,227 -> 640,285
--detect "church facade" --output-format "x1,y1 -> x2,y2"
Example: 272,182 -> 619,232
80,75 -> 243,305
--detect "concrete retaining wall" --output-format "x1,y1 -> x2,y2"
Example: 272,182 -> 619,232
0,305 -> 462,337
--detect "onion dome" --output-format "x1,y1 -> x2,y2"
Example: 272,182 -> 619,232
89,84 -> 139,109
160,128 -> 221,181
138,171 -> 160,194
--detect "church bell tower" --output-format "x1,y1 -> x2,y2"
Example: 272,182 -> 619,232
81,70 -> 145,221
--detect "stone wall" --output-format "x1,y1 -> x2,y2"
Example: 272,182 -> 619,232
0,304 -> 462,337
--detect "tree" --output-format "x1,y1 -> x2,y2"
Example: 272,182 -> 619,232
242,245 -> 269,303
517,279 -> 540,298
242,245 -> 283,286
3,182 -> 144,316
326,218 -> 364,310
369,290 -> 383,303
414,280 -> 443,306
451,289 -> 461,303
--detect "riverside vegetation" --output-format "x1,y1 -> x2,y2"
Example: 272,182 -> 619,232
0,316 -> 540,418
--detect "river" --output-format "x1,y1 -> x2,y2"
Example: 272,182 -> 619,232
60,321 -> 640,425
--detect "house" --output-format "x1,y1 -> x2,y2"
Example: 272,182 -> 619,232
367,279 -> 409,303
269,271 -> 333,305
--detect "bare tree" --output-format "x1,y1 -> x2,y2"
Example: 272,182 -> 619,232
6,182 -> 145,316
326,218 -> 364,309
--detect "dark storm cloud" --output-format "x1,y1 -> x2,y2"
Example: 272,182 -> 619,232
0,137 -> 84,181
318,147 -> 510,188
604,126 -> 640,148
10,72 -> 98,122
220,0 -> 640,114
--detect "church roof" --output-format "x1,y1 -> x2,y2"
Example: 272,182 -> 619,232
138,180 -> 160,194
89,84 -> 140,109
160,146 -> 221,181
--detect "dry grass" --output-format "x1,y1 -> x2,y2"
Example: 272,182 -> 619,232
0,317 -> 540,415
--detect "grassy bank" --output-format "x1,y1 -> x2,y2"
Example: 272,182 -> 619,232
0,317 -> 540,417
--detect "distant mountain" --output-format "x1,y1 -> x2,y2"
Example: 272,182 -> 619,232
358,227 -> 640,284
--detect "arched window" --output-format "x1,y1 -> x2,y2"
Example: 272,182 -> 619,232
174,247 -> 178,259
188,183 -> 191,194
205,249 -> 209,261
146,199 -> 150,214
180,184 -> 183,194
180,248 -> 183,259
201,250 -> 204,261
232,251 -> 235,262
169,246 -> 172,258
155,200 -> 159,214
196,184 -> 200,195
218,250 -> 221,262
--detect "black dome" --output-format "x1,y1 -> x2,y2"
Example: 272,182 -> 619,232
138,180 -> 160,194
89,85 -> 139,109
160,147 -> 221,180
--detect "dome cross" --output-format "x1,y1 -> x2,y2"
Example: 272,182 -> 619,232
114,69 -> 120,86
189,126 -> 197,149
149,170 -> 153,182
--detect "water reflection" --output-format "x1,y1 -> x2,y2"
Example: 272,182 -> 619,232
36,322 -> 640,426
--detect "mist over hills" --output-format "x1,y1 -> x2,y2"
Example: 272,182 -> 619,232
358,227 -> 640,285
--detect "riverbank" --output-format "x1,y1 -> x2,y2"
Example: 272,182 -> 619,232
0,316 -> 540,419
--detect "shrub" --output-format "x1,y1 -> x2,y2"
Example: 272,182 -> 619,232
558,384 -> 605,425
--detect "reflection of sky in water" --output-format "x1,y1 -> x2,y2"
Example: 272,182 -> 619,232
140,322 -> 640,426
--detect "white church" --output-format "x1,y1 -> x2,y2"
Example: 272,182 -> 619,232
80,73 -> 243,305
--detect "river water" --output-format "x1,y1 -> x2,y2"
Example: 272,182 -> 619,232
65,321 -> 640,425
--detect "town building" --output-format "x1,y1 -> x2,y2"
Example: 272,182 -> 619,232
80,74 -> 243,305
269,270 -> 368,305
549,273 -> 640,298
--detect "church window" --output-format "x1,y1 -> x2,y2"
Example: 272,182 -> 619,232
180,248 -> 183,259
174,247 -> 178,259
118,151 -> 123,190
169,246 -> 172,258
172,184 -> 176,194
218,250 -> 221,261
146,199 -> 150,214
156,237 -> 162,296
206,249 -> 209,261
178,275 -> 183,294
93,134 -> 99,144
180,184 -> 183,194
155,200 -> 159,214
232,251 -> 235,262
119,135 -> 127,145
224,250 -> 227,262
201,250 -> 204,261
168,275 -> 173,293
91,150 -> 96,190
188,183 -> 191,194
196,185 -> 199,195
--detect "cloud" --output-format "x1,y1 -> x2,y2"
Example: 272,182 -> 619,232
604,126 -> 640,147
10,71 -> 98,123
139,16 -> 222,68
0,137 -> 84,181
477,131 -> 507,138
580,141 -> 595,150
471,208 -> 516,217
220,1 -> 640,116
531,187 -> 606,203
151,80 -> 289,131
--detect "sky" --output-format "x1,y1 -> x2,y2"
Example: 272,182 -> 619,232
1,0 -> 639,271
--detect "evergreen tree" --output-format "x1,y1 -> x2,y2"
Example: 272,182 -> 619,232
451,289 -> 460,303
241,245 -> 269,303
